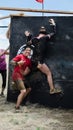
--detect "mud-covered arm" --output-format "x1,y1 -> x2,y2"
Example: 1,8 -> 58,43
10,54 -> 25,66
24,31 -> 32,42
11,59 -> 25,66
10,60 -> 17,66
48,18 -> 56,38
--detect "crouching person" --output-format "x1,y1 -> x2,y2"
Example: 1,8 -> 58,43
11,47 -> 32,109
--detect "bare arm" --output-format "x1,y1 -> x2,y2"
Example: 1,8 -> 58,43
23,67 -> 31,76
0,46 -> 9,56
10,60 -> 17,66
11,60 -> 31,76
11,60 -> 25,66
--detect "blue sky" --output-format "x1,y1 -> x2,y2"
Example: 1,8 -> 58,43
0,0 -> 73,49
0,0 -> 73,17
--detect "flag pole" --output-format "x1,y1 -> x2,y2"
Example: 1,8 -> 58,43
42,1 -> 44,16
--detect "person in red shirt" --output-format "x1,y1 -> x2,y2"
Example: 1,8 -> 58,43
11,47 -> 32,109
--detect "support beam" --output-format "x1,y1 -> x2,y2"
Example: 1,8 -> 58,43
0,15 -> 10,20
0,7 -> 73,15
0,26 -> 8,28
0,13 -> 25,20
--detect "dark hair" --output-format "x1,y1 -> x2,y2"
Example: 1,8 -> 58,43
39,31 -> 47,34
39,26 -> 47,34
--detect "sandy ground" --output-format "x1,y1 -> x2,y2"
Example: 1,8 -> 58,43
0,56 -> 73,130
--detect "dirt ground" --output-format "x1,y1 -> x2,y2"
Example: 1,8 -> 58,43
0,56 -> 73,130
0,94 -> 73,130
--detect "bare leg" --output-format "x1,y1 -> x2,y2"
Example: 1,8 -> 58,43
16,89 -> 26,108
37,63 -> 54,91
16,88 -> 31,108
15,79 -> 31,108
37,63 -> 62,94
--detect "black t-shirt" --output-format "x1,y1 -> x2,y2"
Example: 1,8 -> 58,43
17,25 -> 56,64
31,36 -> 50,63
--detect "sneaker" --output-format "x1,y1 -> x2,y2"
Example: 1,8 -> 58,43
50,88 -> 62,94
15,106 -> 20,110
14,106 -> 21,113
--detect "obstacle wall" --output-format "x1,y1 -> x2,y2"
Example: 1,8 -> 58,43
7,16 -> 73,108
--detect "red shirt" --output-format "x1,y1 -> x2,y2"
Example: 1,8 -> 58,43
12,54 -> 31,80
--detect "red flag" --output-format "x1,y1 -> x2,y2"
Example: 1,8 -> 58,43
36,0 -> 43,3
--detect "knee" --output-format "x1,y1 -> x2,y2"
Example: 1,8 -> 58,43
27,87 -> 31,92
21,89 -> 26,94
